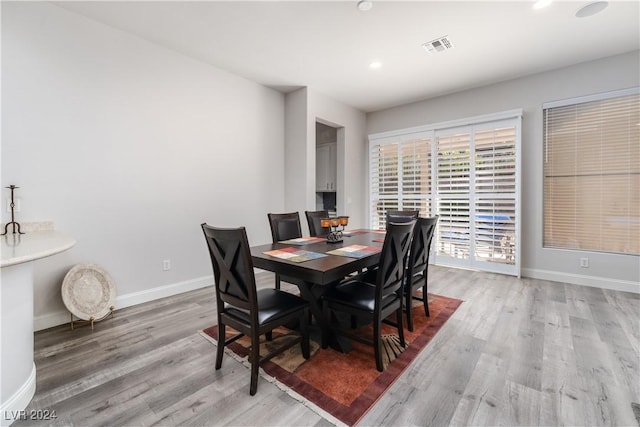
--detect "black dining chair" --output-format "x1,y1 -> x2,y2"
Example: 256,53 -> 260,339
321,221 -> 415,372
267,212 -> 303,289
404,216 -> 438,331
305,210 -> 330,237
201,223 -> 310,396
385,210 -> 419,229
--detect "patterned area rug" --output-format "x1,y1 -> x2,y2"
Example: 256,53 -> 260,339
202,293 -> 462,426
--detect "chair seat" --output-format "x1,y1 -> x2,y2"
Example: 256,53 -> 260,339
226,289 -> 308,325
323,280 -> 398,312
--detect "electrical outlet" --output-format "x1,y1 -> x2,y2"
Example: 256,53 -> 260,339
162,259 -> 171,271
580,257 -> 589,268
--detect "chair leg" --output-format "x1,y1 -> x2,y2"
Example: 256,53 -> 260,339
300,307 -> 310,359
265,331 -> 273,341
406,287 -> 414,332
397,305 -> 406,348
275,273 -> 281,290
422,279 -> 430,317
249,332 -> 260,396
215,323 -> 225,369
373,317 -> 383,372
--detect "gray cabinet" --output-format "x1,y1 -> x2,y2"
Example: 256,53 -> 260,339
316,143 -> 336,192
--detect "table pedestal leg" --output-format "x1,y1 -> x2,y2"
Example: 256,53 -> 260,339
291,280 -> 353,353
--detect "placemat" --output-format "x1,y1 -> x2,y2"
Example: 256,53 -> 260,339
326,245 -> 382,258
279,237 -> 326,245
263,247 -> 328,263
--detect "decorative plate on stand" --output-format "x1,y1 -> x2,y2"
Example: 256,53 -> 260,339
62,263 -> 116,321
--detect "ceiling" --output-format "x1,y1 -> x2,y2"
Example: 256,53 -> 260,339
53,1 -> 640,113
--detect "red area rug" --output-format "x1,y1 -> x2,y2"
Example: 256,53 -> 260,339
202,293 -> 462,426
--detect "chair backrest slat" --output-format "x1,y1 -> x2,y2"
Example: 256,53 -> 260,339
201,224 -> 257,313
377,221 -> 415,300
385,210 -> 419,230
407,216 -> 439,279
268,212 -> 302,242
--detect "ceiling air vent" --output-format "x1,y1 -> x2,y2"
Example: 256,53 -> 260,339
422,36 -> 453,54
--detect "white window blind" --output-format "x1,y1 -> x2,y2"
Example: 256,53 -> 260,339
369,137 -> 431,230
543,88 -> 640,255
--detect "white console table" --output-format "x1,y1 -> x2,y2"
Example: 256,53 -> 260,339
0,231 -> 75,426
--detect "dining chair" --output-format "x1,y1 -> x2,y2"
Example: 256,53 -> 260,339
305,210 -> 330,237
320,221 -> 415,372
404,216 -> 438,332
267,212 -> 303,289
201,223 -> 310,395
385,210 -> 419,229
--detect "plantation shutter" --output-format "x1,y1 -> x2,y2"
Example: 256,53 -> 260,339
474,125 -> 517,265
436,130 -> 471,259
543,88 -> 640,255
370,142 -> 399,230
370,137 -> 431,230
400,138 -> 432,217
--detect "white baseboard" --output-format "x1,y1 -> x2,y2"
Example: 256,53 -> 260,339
115,275 -> 213,308
34,276 -> 214,332
521,268 -> 640,294
0,363 -> 36,427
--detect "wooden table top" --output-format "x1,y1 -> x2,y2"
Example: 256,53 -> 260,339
250,230 -> 385,285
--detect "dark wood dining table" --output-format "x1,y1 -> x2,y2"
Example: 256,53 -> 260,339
250,230 -> 386,341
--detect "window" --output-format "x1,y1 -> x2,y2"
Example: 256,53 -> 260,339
369,110 -> 521,276
543,88 -> 640,255
369,136 -> 431,230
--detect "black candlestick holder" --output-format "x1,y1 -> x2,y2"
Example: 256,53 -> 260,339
320,216 -> 349,243
2,185 -> 24,235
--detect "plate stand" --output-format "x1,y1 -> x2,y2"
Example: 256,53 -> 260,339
69,306 -> 115,331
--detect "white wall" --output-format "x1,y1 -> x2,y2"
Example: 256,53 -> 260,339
284,87 -> 367,229
284,88 -> 312,216
307,89 -> 367,228
1,2 -> 286,329
367,51 -> 640,293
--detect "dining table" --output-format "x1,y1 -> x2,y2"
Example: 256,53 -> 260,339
250,229 -> 386,351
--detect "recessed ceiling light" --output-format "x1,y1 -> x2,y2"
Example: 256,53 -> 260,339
369,61 -> 382,69
357,1 -> 373,12
575,1 -> 608,17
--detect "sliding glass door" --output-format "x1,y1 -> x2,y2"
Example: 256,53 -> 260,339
369,112 -> 521,277
435,121 -> 518,275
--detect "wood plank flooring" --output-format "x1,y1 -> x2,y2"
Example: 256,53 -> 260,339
14,266 -> 640,426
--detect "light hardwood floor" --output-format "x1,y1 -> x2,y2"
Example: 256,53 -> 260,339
15,266 -> 640,426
